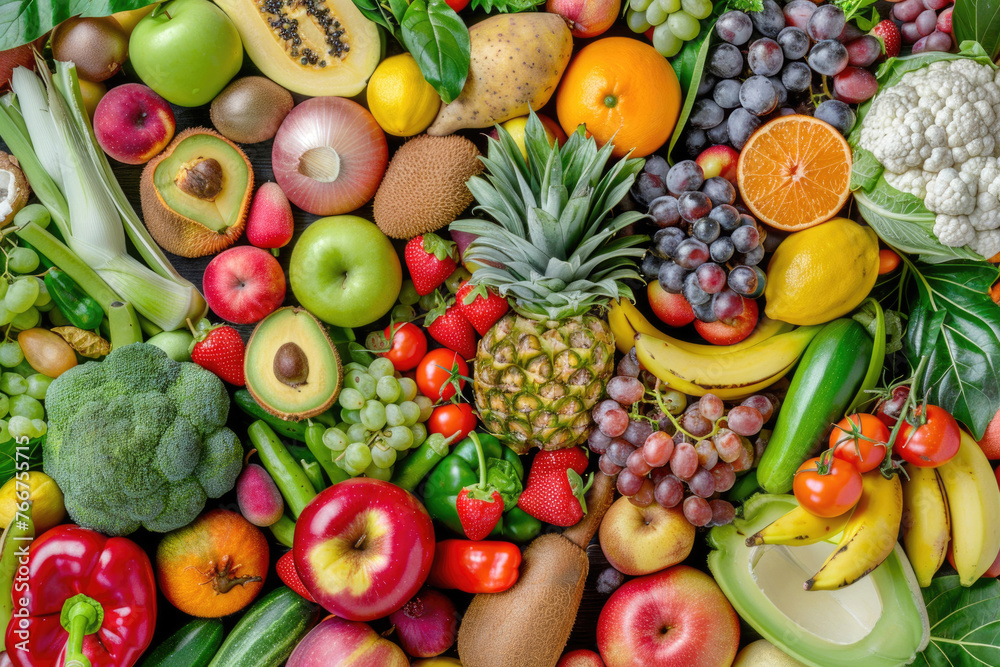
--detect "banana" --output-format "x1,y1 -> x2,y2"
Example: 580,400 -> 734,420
805,471 -> 903,591
607,298 -> 793,355
900,465 -> 950,588
937,431 -> 1000,586
633,325 -> 820,399
745,504 -> 853,547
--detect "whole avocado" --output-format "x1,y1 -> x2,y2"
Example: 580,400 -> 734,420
43,343 -> 242,535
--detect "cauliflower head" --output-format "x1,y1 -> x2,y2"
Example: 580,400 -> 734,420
859,58 -> 1000,256
43,343 -> 242,536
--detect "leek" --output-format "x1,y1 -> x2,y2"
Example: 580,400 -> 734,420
0,60 -> 206,331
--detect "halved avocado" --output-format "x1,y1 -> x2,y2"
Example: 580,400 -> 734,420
245,307 -> 342,420
707,494 -> 929,667
215,0 -> 380,97
140,127 -> 252,258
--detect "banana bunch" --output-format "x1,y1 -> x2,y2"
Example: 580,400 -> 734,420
902,431 -> 1000,587
743,430 -> 1000,590
608,300 -> 819,400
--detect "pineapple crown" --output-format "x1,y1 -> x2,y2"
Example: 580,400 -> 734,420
450,110 -> 648,321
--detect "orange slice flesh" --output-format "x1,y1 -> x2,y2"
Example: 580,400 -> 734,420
736,115 -> 852,231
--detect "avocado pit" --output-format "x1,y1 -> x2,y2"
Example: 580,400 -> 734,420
274,342 -> 310,387
176,157 -> 225,201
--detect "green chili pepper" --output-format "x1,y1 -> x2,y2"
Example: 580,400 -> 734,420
423,433 -> 541,542
44,267 -> 103,330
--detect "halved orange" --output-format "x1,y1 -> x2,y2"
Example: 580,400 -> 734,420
736,115 -> 852,231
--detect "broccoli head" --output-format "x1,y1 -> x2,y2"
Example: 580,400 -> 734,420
43,343 -> 242,535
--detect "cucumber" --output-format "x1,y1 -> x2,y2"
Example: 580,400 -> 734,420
234,389 -> 307,441
207,587 -> 319,667
755,318 -> 873,494
138,618 -> 223,667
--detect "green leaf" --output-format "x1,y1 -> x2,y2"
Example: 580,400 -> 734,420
954,0 -> 1000,60
904,260 -> 1000,440
912,575 -> 1000,666
0,0 -> 157,50
850,146 -> 883,192
351,0 -> 398,34
388,0 -> 408,21
854,177 -> 984,263
667,15 -> 717,164
469,0 -> 544,11
400,0 -> 470,104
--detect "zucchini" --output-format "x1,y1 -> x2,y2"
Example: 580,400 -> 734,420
756,319 -> 873,494
234,389 -> 308,441
207,587 -> 319,667
138,618 -> 223,667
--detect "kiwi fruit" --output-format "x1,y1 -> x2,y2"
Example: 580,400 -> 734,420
457,473 -> 615,667
51,17 -> 128,83
210,77 -> 294,144
373,135 -> 483,239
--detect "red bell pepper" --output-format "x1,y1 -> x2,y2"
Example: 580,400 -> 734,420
427,539 -> 521,594
4,524 -> 156,667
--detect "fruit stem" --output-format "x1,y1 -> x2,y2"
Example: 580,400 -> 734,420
469,431 -> 487,490
879,355 -> 929,478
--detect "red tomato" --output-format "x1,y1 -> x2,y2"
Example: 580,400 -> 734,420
428,403 -> 476,442
416,349 -> 468,402
831,413 -> 889,473
793,457 -> 863,518
381,323 -> 427,371
896,405 -> 961,467
445,0 -> 469,11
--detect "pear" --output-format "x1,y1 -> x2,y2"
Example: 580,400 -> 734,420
427,13 -> 572,136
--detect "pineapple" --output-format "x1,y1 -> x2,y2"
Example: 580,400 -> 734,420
451,112 -> 647,453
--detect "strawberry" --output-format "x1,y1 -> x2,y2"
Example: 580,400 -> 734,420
425,294 -> 477,360
405,233 -> 458,295
276,551 -> 315,602
518,447 -> 592,527
246,182 -> 294,253
457,487 -> 505,540
189,318 -> 246,386
456,282 -> 509,336
871,20 -> 900,59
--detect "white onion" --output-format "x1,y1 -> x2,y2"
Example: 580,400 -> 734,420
272,97 -> 387,215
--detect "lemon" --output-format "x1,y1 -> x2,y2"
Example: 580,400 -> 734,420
0,471 -> 65,533
366,54 -> 441,137
765,217 -> 879,326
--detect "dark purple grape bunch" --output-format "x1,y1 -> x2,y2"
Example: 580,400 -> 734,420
635,159 -> 766,323
681,0 -> 880,158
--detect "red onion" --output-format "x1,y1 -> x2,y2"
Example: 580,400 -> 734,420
387,587 -> 458,657
271,97 -> 387,215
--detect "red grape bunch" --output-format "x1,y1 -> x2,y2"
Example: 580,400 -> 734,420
589,350 -> 778,528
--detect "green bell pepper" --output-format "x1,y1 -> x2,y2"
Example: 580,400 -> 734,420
423,432 -> 541,542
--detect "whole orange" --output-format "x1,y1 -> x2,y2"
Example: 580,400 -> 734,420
556,37 -> 681,158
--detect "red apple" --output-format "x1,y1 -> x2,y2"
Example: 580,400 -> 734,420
597,565 -> 740,667
93,83 -> 176,165
694,297 -> 758,345
648,281 -> 695,327
202,245 -> 286,325
0,43 -> 38,91
558,649 -> 606,666
293,478 -> 435,622
547,0 -> 621,38
696,145 -> 739,185
286,617 -> 408,667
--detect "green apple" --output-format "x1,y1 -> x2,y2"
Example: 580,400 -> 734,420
290,216 -> 402,328
129,0 -> 243,107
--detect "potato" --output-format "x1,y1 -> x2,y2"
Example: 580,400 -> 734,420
427,13 -> 573,136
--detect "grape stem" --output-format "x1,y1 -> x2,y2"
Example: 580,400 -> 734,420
648,381 -> 725,442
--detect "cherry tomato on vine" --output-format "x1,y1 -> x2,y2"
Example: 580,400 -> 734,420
445,0 -> 469,11
428,403 -> 476,441
831,413 -> 889,473
878,249 -> 900,275
896,405 -> 961,467
380,322 -> 427,371
793,456 -> 863,518
416,349 -> 468,402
